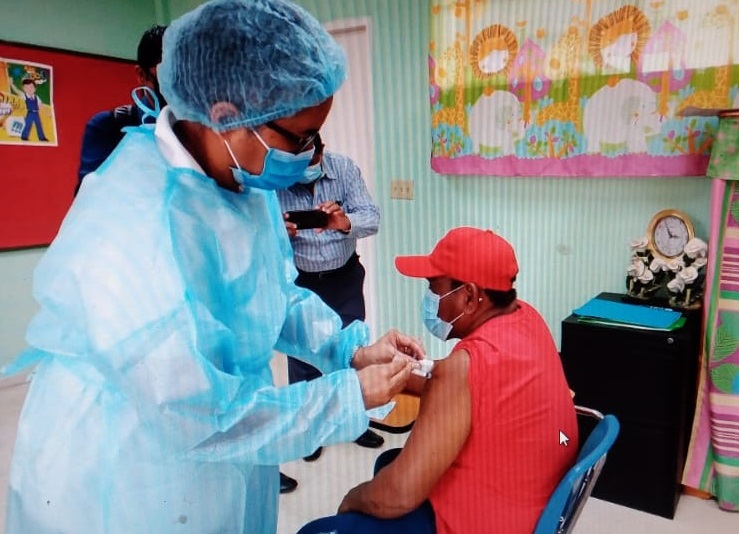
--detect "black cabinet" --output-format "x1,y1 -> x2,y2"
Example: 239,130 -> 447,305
560,292 -> 701,519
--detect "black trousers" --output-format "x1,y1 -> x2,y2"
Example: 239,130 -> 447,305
287,253 -> 366,383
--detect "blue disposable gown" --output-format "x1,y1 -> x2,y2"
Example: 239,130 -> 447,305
4,125 -> 371,534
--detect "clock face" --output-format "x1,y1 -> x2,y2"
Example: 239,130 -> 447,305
653,216 -> 689,258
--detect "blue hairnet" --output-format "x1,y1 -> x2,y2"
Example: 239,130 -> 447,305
158,0 -> 346,131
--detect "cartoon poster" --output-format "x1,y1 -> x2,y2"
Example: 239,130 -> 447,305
0,58 -> 57,146
430,0 -> 739,177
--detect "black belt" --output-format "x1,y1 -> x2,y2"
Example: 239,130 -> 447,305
297,253 -> 359,279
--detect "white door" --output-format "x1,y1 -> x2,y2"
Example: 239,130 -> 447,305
322,19 -> 377,339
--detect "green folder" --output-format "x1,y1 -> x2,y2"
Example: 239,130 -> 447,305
573,297 -> 684,330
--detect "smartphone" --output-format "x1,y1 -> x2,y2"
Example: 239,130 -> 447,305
285,209 -> 329,230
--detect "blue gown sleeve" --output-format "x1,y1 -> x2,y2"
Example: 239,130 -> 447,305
9,134 -> 370,466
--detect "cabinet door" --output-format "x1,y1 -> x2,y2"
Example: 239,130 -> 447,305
560,314 -> 700,519
562,320 -> 693,427
581,416 -> 682,518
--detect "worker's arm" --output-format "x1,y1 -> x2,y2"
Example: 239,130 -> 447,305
338,348 -> 472,518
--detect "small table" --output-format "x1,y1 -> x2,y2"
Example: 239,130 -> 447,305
369,393 -> 420,434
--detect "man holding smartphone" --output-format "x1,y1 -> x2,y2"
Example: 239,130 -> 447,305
277,135 -> 384,475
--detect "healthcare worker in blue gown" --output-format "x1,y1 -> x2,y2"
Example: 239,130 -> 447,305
2,1 -> 423,533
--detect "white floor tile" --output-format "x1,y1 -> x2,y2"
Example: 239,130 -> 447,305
277,432 -> 409,534
2,361 -> 737,534
0,375 -> 29,534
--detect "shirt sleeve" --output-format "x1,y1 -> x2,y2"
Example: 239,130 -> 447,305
271,200 -> 371,371
328,153 -> 380,239
76,110 -> 127,195
14,225 -> 369,467
12,137 -> 370,468
275,279 -> 370,372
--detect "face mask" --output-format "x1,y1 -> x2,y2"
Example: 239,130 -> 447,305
422,285 -> 465,340
223,130 -> 314,191
131,86 -> 161,124
298,162 -> 323,184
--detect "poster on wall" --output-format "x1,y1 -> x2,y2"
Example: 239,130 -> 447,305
429,0 -> 739,177
0,40 -> 136,250
0,58 -> 58,146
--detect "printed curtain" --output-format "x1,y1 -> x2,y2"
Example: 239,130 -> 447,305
429,0 -> 739,176
683,113 -> 739,510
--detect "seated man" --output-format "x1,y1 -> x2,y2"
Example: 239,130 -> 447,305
298,226 -> 578,534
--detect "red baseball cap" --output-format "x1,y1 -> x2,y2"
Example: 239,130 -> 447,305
394,227 -> 519,291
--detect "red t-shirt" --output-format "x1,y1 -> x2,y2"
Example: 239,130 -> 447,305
429,301 -> 578,534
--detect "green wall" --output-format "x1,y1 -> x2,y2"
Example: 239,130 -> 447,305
0,0 -> 712,368
1,0 -> 158,58
293,0 -> 711,357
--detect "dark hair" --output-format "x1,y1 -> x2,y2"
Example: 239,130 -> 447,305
314,133 -> 324,153
22,79 -> 34,86
450,279 -> 517,308
137,24 -> 167,70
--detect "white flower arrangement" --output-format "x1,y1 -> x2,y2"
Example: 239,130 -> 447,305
626,237 -> 708,308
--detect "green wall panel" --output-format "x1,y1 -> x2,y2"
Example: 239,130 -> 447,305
0,0 -> 713,368
1,0 -> 157,59
294,0 -> 711,356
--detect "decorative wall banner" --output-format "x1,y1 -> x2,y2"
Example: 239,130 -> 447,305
0,58 -> 58,146
429,0 -> 739,177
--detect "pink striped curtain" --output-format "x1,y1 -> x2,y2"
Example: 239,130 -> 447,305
682,112 -> 739,510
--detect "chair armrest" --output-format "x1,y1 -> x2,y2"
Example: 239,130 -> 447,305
575,405 -> 604,420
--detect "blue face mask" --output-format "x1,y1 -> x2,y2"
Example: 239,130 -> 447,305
422,285 -> 465,340
223,130 -> 314,191
131,86 -> 161,124
298,162 -> 324,184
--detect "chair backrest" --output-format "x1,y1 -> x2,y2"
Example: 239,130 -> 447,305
533,406 -> 620,534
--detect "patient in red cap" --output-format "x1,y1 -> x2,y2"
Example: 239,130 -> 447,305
299,226 -> 579,534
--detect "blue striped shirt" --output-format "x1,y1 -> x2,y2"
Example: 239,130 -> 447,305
276,151 -> 380,272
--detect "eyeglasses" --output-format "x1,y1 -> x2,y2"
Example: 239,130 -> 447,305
264,121 -> 318,153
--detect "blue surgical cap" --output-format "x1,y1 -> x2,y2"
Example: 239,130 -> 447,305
158,0 -> 346,132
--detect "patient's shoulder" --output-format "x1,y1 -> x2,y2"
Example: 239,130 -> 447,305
430,349 -> 470,385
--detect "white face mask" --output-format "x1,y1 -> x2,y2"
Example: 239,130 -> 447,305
421,285 -> 465,340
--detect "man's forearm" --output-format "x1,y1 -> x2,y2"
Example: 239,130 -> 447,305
340,479 -> 416,518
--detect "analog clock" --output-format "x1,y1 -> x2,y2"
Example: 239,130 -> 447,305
647,209 -> 695,260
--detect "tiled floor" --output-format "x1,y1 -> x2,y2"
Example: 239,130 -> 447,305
0,373 -> 27,534
2,358 -> 738,533
278,444 -> 739,534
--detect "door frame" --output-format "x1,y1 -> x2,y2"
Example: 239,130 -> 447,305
323,17 -> 378,339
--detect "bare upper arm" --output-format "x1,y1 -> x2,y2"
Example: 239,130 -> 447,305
403,370 -> 429,396
372,348 -> 472,509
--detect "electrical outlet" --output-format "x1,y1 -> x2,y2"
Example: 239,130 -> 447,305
390,180 -> 414,200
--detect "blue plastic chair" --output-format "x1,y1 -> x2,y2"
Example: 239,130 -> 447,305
533,406 -> 620,534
